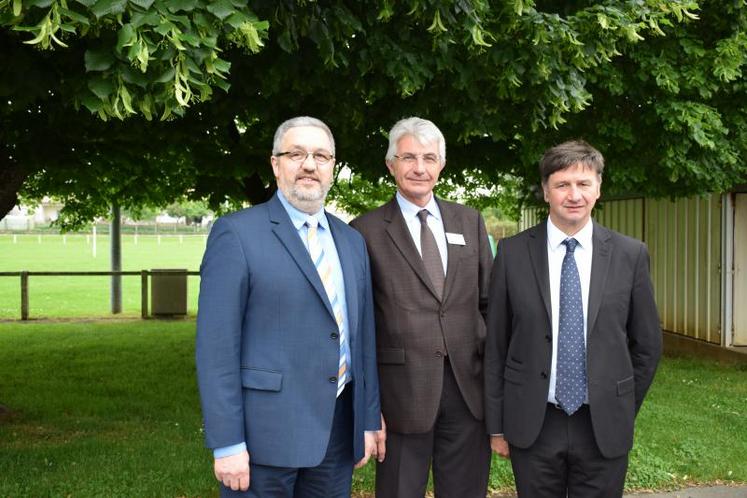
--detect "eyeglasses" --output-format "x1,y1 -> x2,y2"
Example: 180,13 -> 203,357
394,153 -> 440,166
275,149 -> 335,166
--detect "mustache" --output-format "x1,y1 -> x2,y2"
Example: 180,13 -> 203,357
295,174 -> 320,182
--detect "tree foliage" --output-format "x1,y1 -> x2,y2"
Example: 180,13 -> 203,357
2,0 -> 745,228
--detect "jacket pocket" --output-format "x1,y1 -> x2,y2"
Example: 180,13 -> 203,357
617,375 -> 634,396
503,365 -> 525,385
241,368 -> 282,391
377,348 -> 405,364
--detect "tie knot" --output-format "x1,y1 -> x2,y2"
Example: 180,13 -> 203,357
417,209 -> 430,224
306,217 -> 319,230
563,238 -> 578,253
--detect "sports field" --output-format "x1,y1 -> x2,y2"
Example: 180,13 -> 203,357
0,233 -> 206,319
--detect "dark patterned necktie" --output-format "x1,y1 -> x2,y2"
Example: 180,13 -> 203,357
417,209 -> 444,299
555,238 -> 587,415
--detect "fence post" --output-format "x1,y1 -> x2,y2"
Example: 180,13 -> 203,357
20,271 -> 29,320
141,270 -> 149,319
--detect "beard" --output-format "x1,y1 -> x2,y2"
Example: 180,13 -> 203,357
280,177 -> 331,214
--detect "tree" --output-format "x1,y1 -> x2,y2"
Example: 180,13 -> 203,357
2,1 -> 746,228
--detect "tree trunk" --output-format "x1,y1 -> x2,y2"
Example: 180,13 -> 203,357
0,160 -> 27,219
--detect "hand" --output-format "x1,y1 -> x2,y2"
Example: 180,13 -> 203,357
355,431 -> 378,469
490,435 -> 510,459
214,450 -> 250,491
354,414 -> 387,468
375,414 -> 387,463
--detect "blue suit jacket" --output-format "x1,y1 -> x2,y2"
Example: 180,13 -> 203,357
196,193 -> 381,467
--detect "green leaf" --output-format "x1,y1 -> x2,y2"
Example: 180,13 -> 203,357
225,11 -> 248,29
165,0 -> 199,13
74,0 -> 97,7
87,75 -> 116,99
59,7 -> 90,24
129,0 -> 155,8
26,0 -> 53,8
91,0 -> 128,19
121,65 -> 149,87
12,0 -> 21,17
116,24 -> 136,53
130,10 -> 160,27
84,48 -> 115,72
206,0 -> 235,20
80,91 -> 103,113
155,67 -> 175,83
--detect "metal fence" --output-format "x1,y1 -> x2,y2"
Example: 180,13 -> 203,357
0,270 -> 199,320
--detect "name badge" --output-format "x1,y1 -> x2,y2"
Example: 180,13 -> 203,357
446,232 -> 466,245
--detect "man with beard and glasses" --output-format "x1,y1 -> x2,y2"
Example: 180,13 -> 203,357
196,116 -> 382,498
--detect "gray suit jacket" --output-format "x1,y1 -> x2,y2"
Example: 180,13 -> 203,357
351,196 -> 493,433
484,220 -> 662,458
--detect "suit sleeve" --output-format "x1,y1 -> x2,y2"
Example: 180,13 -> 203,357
484,239 -> 511,434
360,241 -> 382,431
195,217 -> 249,449
627,243 -> 662,414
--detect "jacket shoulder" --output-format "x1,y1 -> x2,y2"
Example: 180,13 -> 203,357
350,202 -> 392,230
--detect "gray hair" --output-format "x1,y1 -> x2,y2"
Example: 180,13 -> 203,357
539,139 -> 604,184
385,117 -> 446,164
272,116 -> 335,156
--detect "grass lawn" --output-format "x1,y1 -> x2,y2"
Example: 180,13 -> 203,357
0,233 -> 206,319
0,321 -> 745,497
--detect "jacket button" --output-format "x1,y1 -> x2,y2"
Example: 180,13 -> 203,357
440,311 -> 446,318
435,351 -> 443,358
545,334 -> 551,342
541,371 -> 548,379
329,376 -> 337,383
330,332 -> 339,340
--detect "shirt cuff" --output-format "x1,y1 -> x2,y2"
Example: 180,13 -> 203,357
214,442 -> 247,459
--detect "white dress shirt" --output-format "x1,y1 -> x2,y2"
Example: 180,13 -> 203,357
546,217 -> 593,405
395,191 -> 448,274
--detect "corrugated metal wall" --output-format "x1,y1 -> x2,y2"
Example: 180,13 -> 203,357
519,207 -> 543,231
595,198 -> 644,241
519,194 -> 723,344
644,195 -> 722,344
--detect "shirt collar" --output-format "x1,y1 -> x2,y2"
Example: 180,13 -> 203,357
395,191 -> 442,222
546,217 -> 593,252
277,189 -> 329,231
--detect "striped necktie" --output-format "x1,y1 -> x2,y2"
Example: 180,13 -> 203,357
306,218 -> 348,397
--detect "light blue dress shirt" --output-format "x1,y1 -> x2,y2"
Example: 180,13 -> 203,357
214,190 -> 351,459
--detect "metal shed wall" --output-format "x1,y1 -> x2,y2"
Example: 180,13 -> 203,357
595,198 -> 644,241
645,195 -> 722,344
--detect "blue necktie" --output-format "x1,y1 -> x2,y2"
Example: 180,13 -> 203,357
555,238 -> 587,415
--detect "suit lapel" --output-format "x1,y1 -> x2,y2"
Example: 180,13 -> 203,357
329,217 -> 359,340
587,222 -> 612,336
438,198 -> 462,304
267,194 -> 335,319
528,222 -> 552,322
383,198 -> 441,301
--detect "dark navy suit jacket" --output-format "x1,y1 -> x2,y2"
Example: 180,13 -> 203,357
196,192 -> 381,467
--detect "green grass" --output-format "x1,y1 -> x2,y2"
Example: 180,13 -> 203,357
0,233 -> 206,319
0,322 -> 745,497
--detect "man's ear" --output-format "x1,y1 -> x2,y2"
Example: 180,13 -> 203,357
271,156 -> 279,178
385,161 -> 395,175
